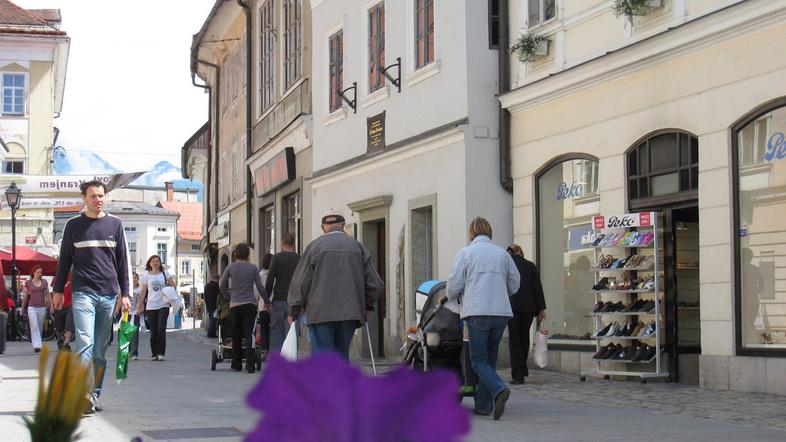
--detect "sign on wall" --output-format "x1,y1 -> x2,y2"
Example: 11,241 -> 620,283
253,147 -> 295,196
367,111 -> 385,153
593,212 -> 654,229
0,172 -> 145,194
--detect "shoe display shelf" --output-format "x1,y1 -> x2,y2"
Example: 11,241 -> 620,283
580,211 -> 670,385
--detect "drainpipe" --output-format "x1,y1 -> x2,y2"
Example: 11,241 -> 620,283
498,0 -> 513,192
194,60 -> 220,229
236,0 -> 254,249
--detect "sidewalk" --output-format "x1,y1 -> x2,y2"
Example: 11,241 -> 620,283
2,329 -> 785,441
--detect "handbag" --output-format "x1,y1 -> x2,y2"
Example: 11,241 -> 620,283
533,320 -> 549,368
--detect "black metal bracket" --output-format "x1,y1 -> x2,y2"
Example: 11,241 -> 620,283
379,57 -> 401,93
339,82 -> 357,113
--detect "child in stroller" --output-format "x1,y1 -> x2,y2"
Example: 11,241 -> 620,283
402,280 -> 477,397
210,295 -> 263,371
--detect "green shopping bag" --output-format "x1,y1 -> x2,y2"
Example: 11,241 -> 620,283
116,311 -> 138,384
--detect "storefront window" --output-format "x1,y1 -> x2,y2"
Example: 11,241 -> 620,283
538,158 -> 599,344
736,103 -> 786,350
283,192 -> 300,253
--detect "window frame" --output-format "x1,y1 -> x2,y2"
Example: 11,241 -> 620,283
328,29 -> 344,113
732,97 -> 786,358
2,159 -> 24,174
258,0 -> 276,115
261,204 -> 275,256
282,0 -> 303,91
1,72 -> 26,115
282,191 -> 301,253
527,0 -> 557,28
488,0 -> 499,49
181,259 -> 192,275
368,2 -> 386,93
157,242 -> 168,265
414,0 -> 435,69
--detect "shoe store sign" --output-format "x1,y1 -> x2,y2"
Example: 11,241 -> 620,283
765,132 -> 786,161
593,212 -> 653,229
556,181 -> 585,200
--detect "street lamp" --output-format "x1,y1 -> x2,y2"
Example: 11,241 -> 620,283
5,182 -> 22,303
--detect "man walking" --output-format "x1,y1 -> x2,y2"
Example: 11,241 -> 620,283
204,274 -> 220,338
265,233 -> 300,351
288,210 -> 383,359
506,244 -> 546,385
52,180 -> 131,415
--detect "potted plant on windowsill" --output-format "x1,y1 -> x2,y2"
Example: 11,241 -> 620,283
612,0 -> 662,21
511,32 -> 550,63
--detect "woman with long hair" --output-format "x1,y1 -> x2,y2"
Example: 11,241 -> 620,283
136,255 -> 170,361
21,265 -> 50,352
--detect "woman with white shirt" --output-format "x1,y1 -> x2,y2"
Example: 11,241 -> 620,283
136,255 -> 170,361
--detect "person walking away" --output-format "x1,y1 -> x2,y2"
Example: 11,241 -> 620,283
52,180 -> 132,415
505,244 -> 546,385
136,255 -> 169,361
129,272 -> 143,360
204,274 -> 220,338
51,274 -> 75,351
21,265 -> 50,353
219,243 -> 268,373
288,210 -> 383,359
265,234 -> 300,352
447,217 -> 520,420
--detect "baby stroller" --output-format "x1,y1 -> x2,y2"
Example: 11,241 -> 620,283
210,296 -> 262,371
402,280 -> 477,398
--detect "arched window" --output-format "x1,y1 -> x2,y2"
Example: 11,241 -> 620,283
627,131 -> 698,206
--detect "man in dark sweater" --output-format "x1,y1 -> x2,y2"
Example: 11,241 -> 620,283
204,274 -> 220,338
265,233 -> 300,351
52,180 -> 131,414
506,245 -> 547,385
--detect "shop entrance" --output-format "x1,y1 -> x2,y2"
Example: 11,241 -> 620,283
361,219 -> 386,358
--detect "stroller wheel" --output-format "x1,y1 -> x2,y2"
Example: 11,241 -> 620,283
211,349 -> 218,371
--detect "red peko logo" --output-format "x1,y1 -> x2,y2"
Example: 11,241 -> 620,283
639,212 -> 652,227
593,216 -> 605,229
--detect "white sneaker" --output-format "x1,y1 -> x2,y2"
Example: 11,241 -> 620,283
151,355 -> 158,361
92,393 -> 103,412
157,355 -> 165,361
132,355 -> 139,361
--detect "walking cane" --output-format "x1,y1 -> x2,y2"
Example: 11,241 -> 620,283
365,322 -> 377,376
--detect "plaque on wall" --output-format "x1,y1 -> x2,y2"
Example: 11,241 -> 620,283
367,111 -> 385,153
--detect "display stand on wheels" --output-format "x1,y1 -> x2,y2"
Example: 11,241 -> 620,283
580,211 -> 669,384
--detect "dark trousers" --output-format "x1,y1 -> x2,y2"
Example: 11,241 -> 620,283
230,303 -> 257,370
130,315 -> 140,356
146,307 -> 169,357
508,310 -> 536,380
206,308 -> 217,338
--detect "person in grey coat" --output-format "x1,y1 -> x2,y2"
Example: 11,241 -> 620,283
287,210 -> 383,359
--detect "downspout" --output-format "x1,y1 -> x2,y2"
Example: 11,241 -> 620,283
195,59 -> 220,230
191,71 -> 212,225
236,0 -> 254,248
498,0 -> 513,192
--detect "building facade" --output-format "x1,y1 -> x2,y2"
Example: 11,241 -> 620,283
159,200 -> 205,297
0,1 -> 69,255
310,0 -> 512,358
500,0 -> 786,394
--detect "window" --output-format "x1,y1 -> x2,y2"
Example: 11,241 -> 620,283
2,73 -> 25,115
368,3 -> 385,92
259,0 -> 275,113
282,192 -> 300,252
538,157 -> 600,345
157,227 -> 168,232
411,205 -> 434,319
157,242 -> 168,265
734,102 -> 786,352
261,204 -> 275,256
329,30 -> 344,112
415,0 -> 434,69
2,160 -> 23,174
232,149 -> 238,198
283,0 -> 303,90
181,260 -> 191,275
627,131 -> 698,202
191,244 -> 200,251
124,226 -> 137,232
488,0 -> 499,48
528,0 -> 556,27
128,242 -> 137,266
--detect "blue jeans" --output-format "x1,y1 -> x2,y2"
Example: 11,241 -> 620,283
307,320 -> 359,359
467,315 -> 509,414
72,291 -> 116,397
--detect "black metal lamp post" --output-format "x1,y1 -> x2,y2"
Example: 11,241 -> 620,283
5,182 -> 21,303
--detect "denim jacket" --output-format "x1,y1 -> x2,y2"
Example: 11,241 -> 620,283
446,236 -> 520,319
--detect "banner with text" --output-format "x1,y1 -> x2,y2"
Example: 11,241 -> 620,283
0,172 -> 145,194
593,212 -> 654,230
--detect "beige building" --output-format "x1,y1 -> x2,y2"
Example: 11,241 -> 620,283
500,0 -> 786,394
0,3 -> 69,255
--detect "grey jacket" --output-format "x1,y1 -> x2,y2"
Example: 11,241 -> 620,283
288,231 -> 383,325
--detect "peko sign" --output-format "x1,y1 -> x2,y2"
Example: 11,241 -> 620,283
556,181 -> 584,200
593,212 -> 653,230
765,132 -> 786,161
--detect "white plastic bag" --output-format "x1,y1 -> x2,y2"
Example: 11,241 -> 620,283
281,323 -> 298,361
534,321 -> 549,368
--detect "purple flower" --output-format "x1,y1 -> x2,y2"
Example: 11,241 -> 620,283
246,353 -> 470,442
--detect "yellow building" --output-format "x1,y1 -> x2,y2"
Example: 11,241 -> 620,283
0,2 -> 69,254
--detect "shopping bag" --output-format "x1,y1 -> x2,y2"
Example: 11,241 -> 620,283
116,311 -> 139,384
533,321 -> 548,368
281,323 -> 298,361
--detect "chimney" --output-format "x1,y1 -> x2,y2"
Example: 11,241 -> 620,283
165,182 -> 174,202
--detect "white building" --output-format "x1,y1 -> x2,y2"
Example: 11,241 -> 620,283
310,0 -> 512,357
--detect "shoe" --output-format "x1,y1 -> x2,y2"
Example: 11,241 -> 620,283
593,302 -> 605,313
510,378 -> 525,385
158,355 -> 165,361
83,396 -> 96,416
605,322 -> 620,337
92,393 -> 103,412
493,388 -> 511,421
594,323 -> 612,338
592,277 -> 609,291
34,348 -> 41,353
132,355 -> 139,361
593,344 -> 614,359
630,345 -> 649,362
151,355 -> 159,361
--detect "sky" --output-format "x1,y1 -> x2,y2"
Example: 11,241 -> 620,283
13,0 -> 216,173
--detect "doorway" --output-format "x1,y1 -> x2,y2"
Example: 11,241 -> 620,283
361,219 -> 386,358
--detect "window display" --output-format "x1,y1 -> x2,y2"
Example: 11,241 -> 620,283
736,103 -> 786,350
